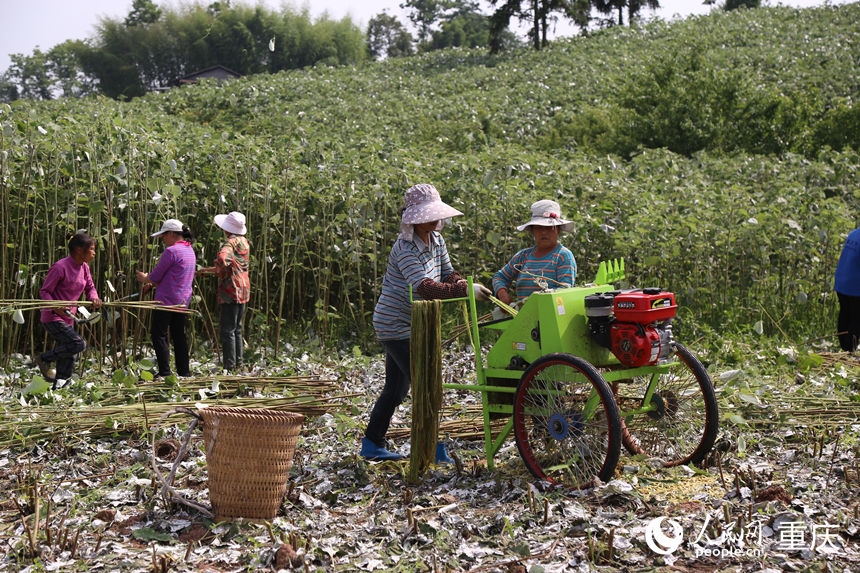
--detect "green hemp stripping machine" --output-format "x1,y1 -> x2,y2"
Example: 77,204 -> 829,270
440,259 -> 718,489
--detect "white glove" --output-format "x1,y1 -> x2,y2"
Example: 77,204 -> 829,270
473,283 -> 492,301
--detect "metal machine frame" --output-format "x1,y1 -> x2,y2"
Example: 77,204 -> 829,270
430,259 -> 718,488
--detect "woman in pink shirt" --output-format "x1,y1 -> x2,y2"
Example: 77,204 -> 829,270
35,232 -> 103,388
136,219 -> 196,378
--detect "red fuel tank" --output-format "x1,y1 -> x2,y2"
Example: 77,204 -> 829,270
613,289 -> 677,324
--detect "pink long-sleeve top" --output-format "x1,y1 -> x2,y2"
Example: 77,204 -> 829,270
149,241 -> 196,307
40,256 -> 99,325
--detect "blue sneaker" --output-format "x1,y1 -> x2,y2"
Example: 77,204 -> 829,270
360,437 -> 405,461
435,441 -> 455,465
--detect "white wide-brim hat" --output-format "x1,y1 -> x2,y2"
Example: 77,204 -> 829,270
401,183 -> 463,225
151,219 -> 184,237
214,211 -> 247,235
516,199 -> 574,232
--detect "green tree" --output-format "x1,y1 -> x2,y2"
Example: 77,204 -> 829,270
5,50 -> 53,100
86,3 -> 365,98
208,0 -> 231,16
568,0 -> 592,31
125,0 -> 162,26
78,19 -> 147,98
47,40 -> 95,98
401,0 -> 451,45
724,0 -> 761,10
210,10 -> 259,73
4,2 -> 367,100
429,1 -> 503,50
592,0 -> 661,26
367,12 -> 414,60
489,0 -> 579,52
431,12 -> 485,49
1,41 -> 94,101
0,73 -> 18,102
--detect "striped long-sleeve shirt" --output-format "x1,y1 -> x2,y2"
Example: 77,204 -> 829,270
372,231 -> 457,341
150,241 -> 196,307
492,244 -> 576,302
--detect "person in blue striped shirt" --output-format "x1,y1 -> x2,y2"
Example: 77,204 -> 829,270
492,200 -> 577,305
362,183 -> 490,461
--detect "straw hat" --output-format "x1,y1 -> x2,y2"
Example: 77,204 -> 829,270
516,200 -> 574,232
214,211 -> 247,235
151,219 -> 184,237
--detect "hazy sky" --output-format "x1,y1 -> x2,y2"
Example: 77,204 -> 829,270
0,0 -> 854,71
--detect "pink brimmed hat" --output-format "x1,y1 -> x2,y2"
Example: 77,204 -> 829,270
516,199 -> 574,232
214,211 -> 247,235
401,184 -> 463,225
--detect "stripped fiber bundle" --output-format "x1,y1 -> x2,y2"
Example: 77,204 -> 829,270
408,299 -> 443,483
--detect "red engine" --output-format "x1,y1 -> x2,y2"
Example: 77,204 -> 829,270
586,288 -> 677,367
610,322 -> 667,367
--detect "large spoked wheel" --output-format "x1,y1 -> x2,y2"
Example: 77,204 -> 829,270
513,353 -> 622,488
616,342 -> 718,466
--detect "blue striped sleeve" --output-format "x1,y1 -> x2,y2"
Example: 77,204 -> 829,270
437,236 -> 455,280
493,249 -> 527,294
396,246 -> 431,289
555,247 -> 576,286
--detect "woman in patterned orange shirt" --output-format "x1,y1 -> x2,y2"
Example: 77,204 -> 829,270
198,211 -> 250,371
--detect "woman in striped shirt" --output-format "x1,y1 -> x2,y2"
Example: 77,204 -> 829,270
362,184 -> 490,461
493,200 -> 577,304
136,219 -> 197,378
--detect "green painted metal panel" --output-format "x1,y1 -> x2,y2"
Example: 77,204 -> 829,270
485,283 -> 620,370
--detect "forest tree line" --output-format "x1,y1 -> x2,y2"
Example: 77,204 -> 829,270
1,0 -> 762,102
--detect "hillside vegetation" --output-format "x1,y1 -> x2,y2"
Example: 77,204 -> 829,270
1,3 -> 859,357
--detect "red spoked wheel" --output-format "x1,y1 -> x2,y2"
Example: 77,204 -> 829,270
513,353 -> 622,488
616,343 -> 718,466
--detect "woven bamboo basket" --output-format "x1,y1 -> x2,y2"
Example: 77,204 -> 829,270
200,406 -> 304,521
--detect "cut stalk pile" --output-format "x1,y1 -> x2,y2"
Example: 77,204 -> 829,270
0,299 -> 195,314
747,396 -> 860,427
95,374 -> 341,406
1,375 -> 352,447
815,351 -> 860,370
391,403 -> 509,442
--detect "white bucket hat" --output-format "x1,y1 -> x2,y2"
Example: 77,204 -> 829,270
151,219 -> 184,237
214,211 -> 247,235
516,200 -> 574,232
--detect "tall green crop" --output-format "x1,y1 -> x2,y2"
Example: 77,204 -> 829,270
1,3 -> 858,363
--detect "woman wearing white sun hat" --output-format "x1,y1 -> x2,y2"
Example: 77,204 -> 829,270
492,199 -> 577,304
198,211 -> 250,371
362,184 -> 491,461
136,219 -> 197,377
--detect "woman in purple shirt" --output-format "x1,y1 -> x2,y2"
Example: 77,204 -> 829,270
136,219 -> 196,377
35,232 -> 103,388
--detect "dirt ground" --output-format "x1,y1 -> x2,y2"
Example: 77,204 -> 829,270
1,346 -> 858,572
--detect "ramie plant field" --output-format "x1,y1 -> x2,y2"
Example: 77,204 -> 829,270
1,4 -> 858,364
